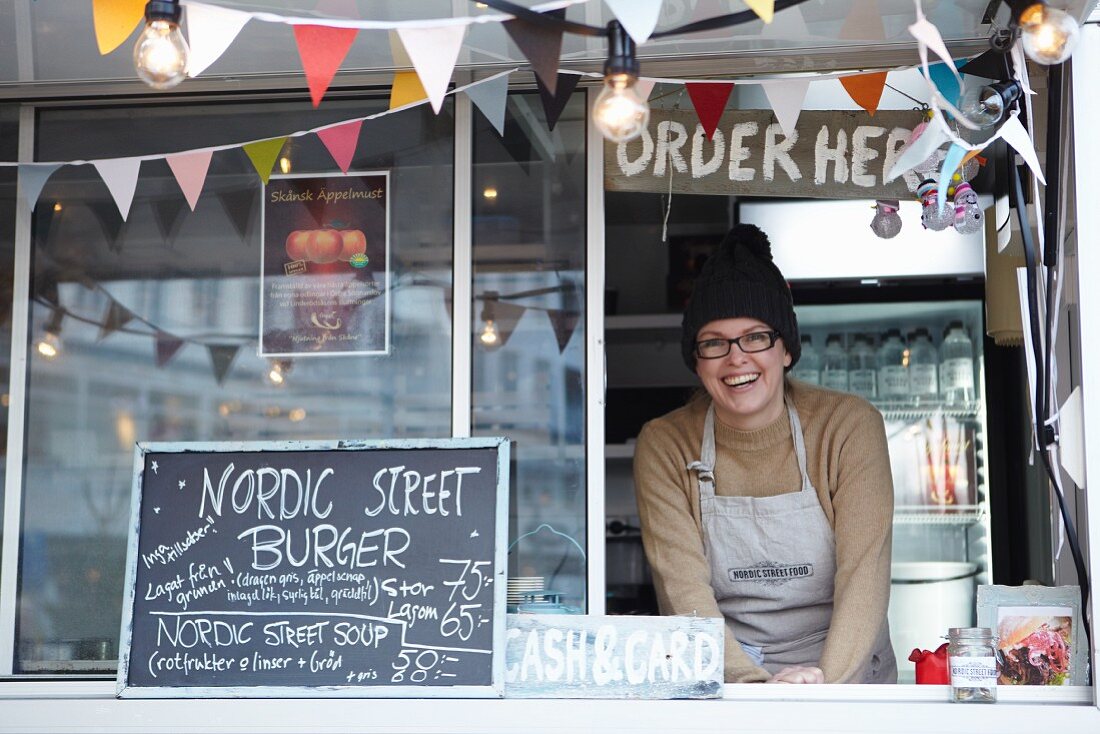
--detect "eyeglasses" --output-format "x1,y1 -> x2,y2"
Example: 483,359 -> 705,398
695,330 -> 780,359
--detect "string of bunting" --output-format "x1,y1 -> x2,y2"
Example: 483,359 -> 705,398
33,276 -> 583,385
8,1 -> 1038,217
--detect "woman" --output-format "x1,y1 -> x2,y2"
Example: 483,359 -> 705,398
633,224 -> 896,684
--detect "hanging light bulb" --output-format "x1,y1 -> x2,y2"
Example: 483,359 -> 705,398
35,309 -> 64,360
870,200 -> 903,239
479,292 -> 503,350
264,359 -> 293,387
958,80 -> 1022,129
593,21 -> 650,144
1016,2 -> 1080,65
917,180 -> 955,232
479,319 -> 500,347
134,1 -> 190,90
952,182 -> 985,234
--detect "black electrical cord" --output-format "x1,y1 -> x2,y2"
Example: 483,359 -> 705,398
1010,158 -> 1092,666
473,0 -> 816,40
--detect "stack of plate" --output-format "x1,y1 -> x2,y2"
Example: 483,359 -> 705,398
507,576 -> 544,608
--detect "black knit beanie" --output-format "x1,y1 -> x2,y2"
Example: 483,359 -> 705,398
680,224 -> 801,371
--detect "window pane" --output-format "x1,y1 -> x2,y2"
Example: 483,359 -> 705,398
471,92 -> 587,612
0,105 -> 17,588
17,99 -> 454,673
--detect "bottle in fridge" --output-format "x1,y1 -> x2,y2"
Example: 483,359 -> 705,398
821,333 -> 849,392
848,334 -> 877,399
940,321 -> 976,404
793,334 -> 821,385
877,329 -> 909,400
907,328 -> 939,403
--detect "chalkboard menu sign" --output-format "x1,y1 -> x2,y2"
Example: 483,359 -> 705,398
117,438 -> 509,698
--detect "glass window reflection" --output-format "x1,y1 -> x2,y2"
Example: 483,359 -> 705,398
17,98 -> 454,673
471,92 -> 588,613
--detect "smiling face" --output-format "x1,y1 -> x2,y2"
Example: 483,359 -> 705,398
694,317 -> 791,431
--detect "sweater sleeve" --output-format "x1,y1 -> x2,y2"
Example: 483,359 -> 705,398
817,404 -> 895,683
633,421 -> 771,684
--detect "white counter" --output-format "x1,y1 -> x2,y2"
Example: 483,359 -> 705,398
0,682 -> 1096,733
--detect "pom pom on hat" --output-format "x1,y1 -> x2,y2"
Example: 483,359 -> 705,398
680,224 -> 800,370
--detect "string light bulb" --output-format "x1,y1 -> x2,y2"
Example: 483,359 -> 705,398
479,292 -> 503,350
1012,2 -> 1080,65
134,1 -> 190,90
479,319 -> 500,347
593,21 -> 649,143
264,359 -> 293,387
35,309 -> 64,360
958,80 -> 1022,129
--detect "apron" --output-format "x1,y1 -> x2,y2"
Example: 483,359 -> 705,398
687,397 -> 896,683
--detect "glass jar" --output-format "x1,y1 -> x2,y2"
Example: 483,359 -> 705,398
947,627 -> 998,702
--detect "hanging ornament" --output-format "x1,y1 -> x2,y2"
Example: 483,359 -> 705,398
870,199 -> 903,239
952,182 -> 984,234
917,179 -> 954,231
905,119 -> 944,178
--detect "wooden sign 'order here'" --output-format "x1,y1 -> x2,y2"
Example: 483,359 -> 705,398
604,109 -> 926,200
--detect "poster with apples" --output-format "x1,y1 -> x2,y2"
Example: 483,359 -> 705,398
260,172 -> 390,356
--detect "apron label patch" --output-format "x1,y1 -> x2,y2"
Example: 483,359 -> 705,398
728,561 -> 814,586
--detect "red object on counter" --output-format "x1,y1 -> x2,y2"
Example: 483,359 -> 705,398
909,643 -> 950,684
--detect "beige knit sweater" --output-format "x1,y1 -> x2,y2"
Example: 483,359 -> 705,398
633,380 -> 894,683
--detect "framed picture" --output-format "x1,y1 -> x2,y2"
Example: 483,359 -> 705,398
976,585 -> 1085,686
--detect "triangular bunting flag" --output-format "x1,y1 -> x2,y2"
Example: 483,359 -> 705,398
217,188 -> 258,241
536,73 -> 579,131
937,143 -> 967,213
93,0 -> 145,55
317,120 -> 362,174
840,0 -> 885,41
604,0 -> 663,44
840,72 -> 887,116
154,331 -> 186,367
185,3 -> 251,77
293,25 -> 359,107
499,111 -> 533,174
546,309 -> 580,353
744,0 -> 776,24
635,78 -> 656,102
959,50 -> 1011,82
99,300 -> 134,340
909,11 -> 962,85
151,196 -> 188,244
165,149 -> 213,211
397,25 -> 466,114
928,61 -> 965,108
466,74 -> 510,136
503,10 -> 566,95
886,121 -> 947,182
760,79 -> 809,137
999,115 -> 1046,185
208,344 -> 241,386
93,157 -> 142,221
492,301 -> 526,347
389,29 -> 413,67
18,164 -> 61,211
686,83 -> 734,140
243,138 -> 287,185
89,200 -> 126,251
390,71 -> 429,110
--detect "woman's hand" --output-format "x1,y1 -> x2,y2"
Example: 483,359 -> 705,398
766,666 -> 825,684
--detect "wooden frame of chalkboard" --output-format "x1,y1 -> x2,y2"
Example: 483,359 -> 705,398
117,437 -> 510,698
